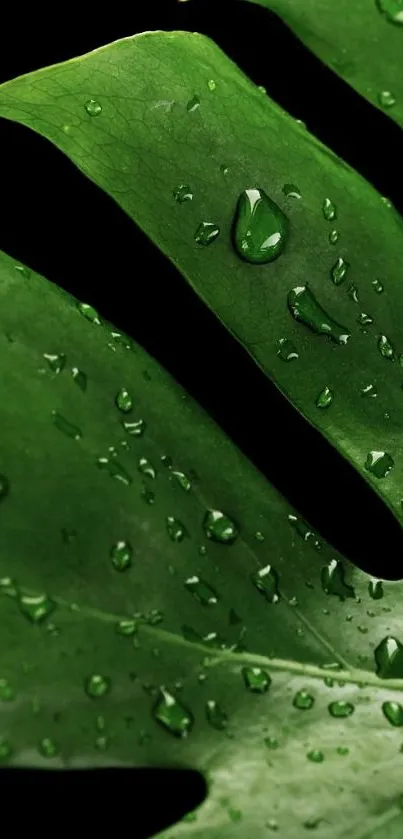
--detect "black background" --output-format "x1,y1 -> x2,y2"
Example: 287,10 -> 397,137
0,1 -> 402,833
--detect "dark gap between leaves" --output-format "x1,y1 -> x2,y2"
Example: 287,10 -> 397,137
0,768 -> 207,836
0,121 -> 401,579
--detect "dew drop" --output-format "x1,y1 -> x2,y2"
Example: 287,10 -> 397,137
195,221 -> 220,246
348,284 -> 359,303
323,198 -> 337,221
166,516 -> 187,542
288,514 -> 322,550
378,334 -> 395,360
369,579 -> 384,599
52,411 -> 82,440
97,457 -> 133,485
277,337 -> 298,361
187,95 -> 200,112
328,700 -> 354,718
293,689 -> 315,710
287,285 -> 350,344
185,575 -> 218,605
43,352 -> 66,374
38,737 -> 59,758
122,419 -> 145,437
374,636 -> 403,678
376,0 -> 403,25
331,257 -> 350,286
372,279 -> 384,294
140,487 -> 155,504
205,699 -> 228,730
382,700 -> 403,726
85,99 -> 102,116
378,90 -> 396,108
329,229 -> 339,245
172,470 -> 192,491
321,559 -> 355,600
357,312 -> 373,327
264,735 -> 279,749
242,667 -> 271,693
365,450 -> 394,478
84,674 -> 111,699
110,540 -> 132,572
207,79 -> 216,91
15,264 -> 30,278
283,183 -> 301,199
336,746 -> 349,756
307,750 -> 324,763
115,387 -> 133,413
233,187 -> 288,264
116,619 -> 138,636
316,386 -> 333,409
203,509 -> 238,544
251,564 -> 280,604
361,383 -> 377,397
77,302 -> 102,324
266,818 -> 279,831
173,184 -> 193,203
138,457 -> 156,479
18,593 -> 56,624
153,688 -> 194,737
71,367 -> 87,391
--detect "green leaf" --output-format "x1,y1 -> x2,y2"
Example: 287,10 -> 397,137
240,0 -> 403,129
1,32 -> 402,526
1,248 -> 403,836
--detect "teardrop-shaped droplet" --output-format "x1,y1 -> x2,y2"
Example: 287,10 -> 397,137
365,450 -> 394,478
233,187 -> 288,264
242,667 -> 271,694
203,509 -> 238,544
293,689 -> 315,710
187,95 -> 200,112
382,700 -> 403,726
71,367 -> 87,391
277,337 -> 298,361
207,79 -> 216,91
77,302 -> 102,324
205,699 -> 228,730
288,514 -> 322,550
43,353 -> 66,374
331,257 -> 350,286
166,516 -> 187,542
374,636 -> 403,678
122,419 -> 145,437
173,184 -> 193,203
372,279 -> 384,293
153,688 -> 194,737
52,411 -> 82,440
84,674 -> 111,699
378,335 -> 395,360
328,700 -> 354,718
115,388 -> 133,413
85,99 -> 102,116
185,575 -> 218,605
287,285 -> 350,345
369,579 -> 384,599
97,457 -> 133,485
329,229 -> 339,245
378,90 -> 396,108
251,564 -> 280,603
18,593 -> 56,624
376,0 -> 403,25
323,198 -> 337,221
110,540 -> 132,572
172,470 -> 192,491
195,222 -> 220,246
348,284 -> 359,303
138,457 -> 156,479
283,183 -> 301,200
316,386 -> 333,409
321,559 -> 355,600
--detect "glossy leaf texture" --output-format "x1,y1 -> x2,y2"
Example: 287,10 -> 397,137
240,0 -> 403,128
1,248 -> 403,838
1,32 -> 402,529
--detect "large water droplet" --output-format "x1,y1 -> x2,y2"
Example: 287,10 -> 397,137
323,198 -> 337,221
173,184 -> 193,203
43,352 -> 66,374
232,187 -> 288,264
166,516 -> 187,542
321,559 -> 355,600
316,386 -> 333,409
365,450 -> 394,478
205,699 -> 228,730
52,411 -> 82,440
376,0 -> 403,25
115,388 -> 133,413
153,688 -> 194,737
185,576 -> 218,605
287,285 -> 350,345
85,99 -> 102,116
277,337 -> 298,361
369,579 -> 384,599
251,565 -> 280,603
328,700 -> 354,717
331,257 -> 350,286
97,457 -> 132,485
110,540 -> 132,572
292,689 -> 315,710
18,593 -> 56,624
374,636 -> 403,678
382,700 -> 403,726
195,222 -> 220,246
84,674 -> 111,699
203,510 -> 238,544
71,367 -> 87,391
242,667 -> 271,693
138,457 -> 156,479
122,419 -> 145,437
77,302 -> 102,324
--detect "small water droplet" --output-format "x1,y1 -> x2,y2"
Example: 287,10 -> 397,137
251,565 -> 280,604
116,619 -> 138,636
266,818 -> 279,831
166,516 -> 187,542
84,674 -> 111,699
203,509 -> 238,543
316,386 -> 333,409
358,313 -> 374,330
187,95 -> 200,112
361,382 -> 377,397
378,90 -> 396,108
205,699 -> 228,730
15,264 -> 30,278
110,540 -> 132,572
277,337 -> 299,361
18,593 -> 56,624
140,487 -> 155,504
283,183 -> 301,199
255,531 -> 265,542
115,388 -> 133,413
122,419 -> 145,436
347,284 -> 359,303
307,749 -> 324,763
331,257 -> 350,285
288,285 -> 350,344
328,700 -> 354,717
323,198 -> 337,221
195,221 -> 220,246
172,470 -> 191,491
293,689 -> 315,710
233,187 -> 288,264
95,735 -> 110,750
382,700 -> 403,726
71,367 -> 87,391
378,334 -> 395,360
321,559 -> 355,600
372,279 -> 384,294
329,229 -> 339,245
242,667 -> 271,693
52,411 -> 82,440
173,184 -> 193,203
97,457 -> 132,485
376,0 -> 403,25
185,575 -> 218,605
220,164 -> 229,175
153,688 -> 194,737
0,475 -> 10,502
365,450 -> 394,478
43,352 -> 66,374
85,99 -> 102,116
374,636 -> 403,678
38,737 -> 59,758
77,302 -> 101,324
264,735 -> 279,749
138,457 -> 156,479
207,79 -> 216,91
288,514 -> 322,550
369,579 -> 384,599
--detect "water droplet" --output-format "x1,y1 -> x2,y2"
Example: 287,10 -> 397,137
85,99 -> 102,116
378,90 -> 396,108
187,95 -> 200,112
0,739 -> 12,761
85,674 -> 111,699
374,636 -> 403,678
115,388 -> 133,413
378,334 -> 395,360
122,419 -> 145,437
369,579 -> 384,599
203,509 -> 238,544
52,411 -> 82,440
77,302 -> 101,324
153,688 -> 194,737
264,735 -> 279,749
0,475 -> 10,502
172,470 -> 191,491
365,450 -> 394,478
293,689 -> 315,710
207,79 -> 216,91
357,313 -> 373,329
251,565 -> 280,604
329,229 -> 339,244
138,457 -> 156,479
116,618 -> 138,636
336,746 -> 349,755
307,750 -> 324,763
97,457 -> 132,485
43,352 -> 66,374
220,163 -> 229,175
71,367 -> 87,391
95,735 -> 110,750
242,667 -> 271,693
288,285 -> 350,344
18,593 -> 56,624
283,183 -> 301,199
328,700 -> 354,717
382,700 -> 403,726
110,540 -> 132,572
140,487 -> 155,504
233,187 -> 288,264
347,284 -> 359,304
331,257 -> 350,286
277,337 -> 298,361
185,575 -> 218,605
255,531 -> 265,542
205,699 -> 228,730
266,818 -> 279,831
288,514 -> 322,550
173,184 -> 193,203
15,264 -> 30,278
323,198 -> 337,221
376,0 -> 403,25
166,516 -> 187,542
321,559 -> 355,600
361,382 -> 377,397
316,386 -> 333,409
0,679 -> 15,701
38,737 -> 59,758
195,222 -> 220,246
372,279 -> 384,294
